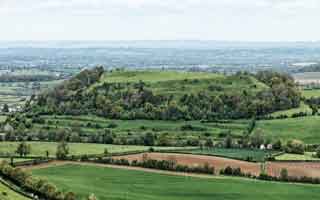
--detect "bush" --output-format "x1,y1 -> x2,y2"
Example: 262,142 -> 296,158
107,122 -> 118,129
220,166 -> 245,177
285,139 -> 305,155
316,147 -> 320,158
280,168 -> 288,181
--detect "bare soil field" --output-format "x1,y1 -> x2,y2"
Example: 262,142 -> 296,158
116,153 -> 320,178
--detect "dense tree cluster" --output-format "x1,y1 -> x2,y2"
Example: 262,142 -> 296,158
30,68 -> 301,120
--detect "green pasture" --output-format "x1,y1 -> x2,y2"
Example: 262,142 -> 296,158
32,164 -> 320,200
256,116 -> 320,143
0,142 -> 183,157
275,152 -> 320,161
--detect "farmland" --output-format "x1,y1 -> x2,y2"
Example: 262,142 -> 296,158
255,116 -> 320,143
175,148 -> 276,162
0,142 -> 181,157
275,152 -> 320,161
29,115 -> 248,142
32,163 -> 320,200
26,113 -> 320,144
1,68 -> 320,198
116,152 -> 320,178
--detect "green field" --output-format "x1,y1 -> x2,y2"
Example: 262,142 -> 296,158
33,164 -> 320,200
276,152 -> 320,161
0,115 -> 7,123
0,142 -> 179,157
178,148 -> 276,162
255,116 -> 320,143
31,115 -> 248,141
302,89 -> 320,98
270,102 -> 312,117
0,182 -> 30,200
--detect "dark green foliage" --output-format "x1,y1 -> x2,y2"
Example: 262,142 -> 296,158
56,141 -> 69,160
280,168 -> 289,181
2,104 -> 9,113
15,142 -> 31,157
316,146 -> 320,158
273,140 -> 282,150
143,132 -> 155,146
285,140 -> 305,155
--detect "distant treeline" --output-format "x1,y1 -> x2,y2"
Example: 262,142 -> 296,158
0,74 -> 60,82
295,64 -> 320,73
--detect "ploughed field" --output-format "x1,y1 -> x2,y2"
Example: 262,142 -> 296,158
175,148 -> 277,162
32,163 -> 320,200
116,153 -> 320,178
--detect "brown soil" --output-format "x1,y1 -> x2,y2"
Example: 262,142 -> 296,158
116,153 -> 320,178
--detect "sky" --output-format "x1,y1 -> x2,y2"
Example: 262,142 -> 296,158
0,0 -> 320,41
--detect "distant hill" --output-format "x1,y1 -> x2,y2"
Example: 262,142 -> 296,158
29,67 -> 301,120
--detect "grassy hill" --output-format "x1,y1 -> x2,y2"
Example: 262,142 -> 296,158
29,68 -> 300,121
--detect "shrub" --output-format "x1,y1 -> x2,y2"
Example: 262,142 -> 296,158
316,146 -> 320,158
280,168 -> 289,181
285,139 -> 305,154
220,166 -> 244,177
107,122 -> 118,129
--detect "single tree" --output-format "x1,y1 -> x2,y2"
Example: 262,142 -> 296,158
280,168 -> 289,181
56,141 -> 69,160
205,139 -> 214,149
15,142 -> 31,157
2,104 -> 9,113
316,146 -> 320,158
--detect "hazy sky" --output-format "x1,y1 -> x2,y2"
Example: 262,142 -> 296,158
1,0 -> 320,41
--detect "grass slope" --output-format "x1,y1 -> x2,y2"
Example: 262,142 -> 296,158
270,102 -> 312,117
33,164 -> 320,200
256,116 -> 320,143
0,182 -> 30,200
